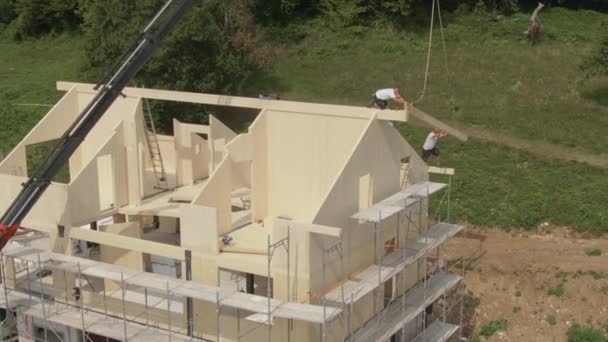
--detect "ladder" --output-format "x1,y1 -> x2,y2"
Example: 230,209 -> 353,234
142,96 -> 169,189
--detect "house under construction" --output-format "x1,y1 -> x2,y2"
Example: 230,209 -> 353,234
0,81 -> 467,342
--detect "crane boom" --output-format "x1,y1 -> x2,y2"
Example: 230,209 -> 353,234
0,0 -> 194,251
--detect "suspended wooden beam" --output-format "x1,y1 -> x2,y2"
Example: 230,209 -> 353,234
409,106 -> 468,142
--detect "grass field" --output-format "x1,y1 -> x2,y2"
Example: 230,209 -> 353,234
0,8 -> 606,232
0,33 -> 83,153
248,8 -> 608,154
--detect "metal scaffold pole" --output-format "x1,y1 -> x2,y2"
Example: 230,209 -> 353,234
167,281 -> 172,342
121,272 -> 128,341
185,249 -> 194,337
376,212 -> 382,326
286,226 -> 291,342
321,248 -> 326,342
423,184 -> 430,341
216,291 -> 222,342
321,242 -> 342,342
459,228 -> 467,340
37,253 -> 49,342
266,229 -> 290,342
401,201 -> 413,341
25,261 -> 33,302
144,288 -> 149,327
77,262 -> 87,342
0,252 -> 11,336
63,268 -> 69,305
447,175 -> 452,223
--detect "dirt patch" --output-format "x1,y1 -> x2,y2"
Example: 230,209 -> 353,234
444,226 -> 608,341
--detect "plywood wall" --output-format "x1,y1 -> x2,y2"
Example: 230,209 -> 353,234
192,155 -> 232,235
174,119 -> 210,186
209,115 -> 237,171
250,111 -> 268,221
264,110 -> 368,221
68,124 -> 128,226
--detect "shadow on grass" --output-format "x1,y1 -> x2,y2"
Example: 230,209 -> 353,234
242,69 -> 291,99
581,86 -> 608,106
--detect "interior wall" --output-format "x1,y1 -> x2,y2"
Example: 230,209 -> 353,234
192,155 -> 232,235
68,124 -> 128,226
191,133 -> 210,182
264,110 -> 368,221
173,119 -> 210,187
70,93 -> 141,176
250,112 -> 268,221
209,115 -> 237,171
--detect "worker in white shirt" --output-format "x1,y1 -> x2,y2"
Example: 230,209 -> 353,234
368,87 -> 408,109
421,129 -> 448,165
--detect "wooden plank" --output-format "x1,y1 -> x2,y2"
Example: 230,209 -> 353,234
57,82 -> 472,143
57,81 -> 406,122
219,246 -> 267,255
428,166 -> 455,176
70,227 -> 186,260
409,106 -> 468,142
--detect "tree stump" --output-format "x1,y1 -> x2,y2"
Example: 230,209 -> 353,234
524,3 -> 544,45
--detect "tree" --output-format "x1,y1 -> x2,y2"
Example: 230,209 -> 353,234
78,0 -> 268,132
581,20 -> 608,78
0,0 -> 17,26
7,0 -> 80,39
254,0 -> 318,24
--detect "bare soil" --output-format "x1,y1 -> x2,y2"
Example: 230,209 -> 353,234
444,226 -> 608,341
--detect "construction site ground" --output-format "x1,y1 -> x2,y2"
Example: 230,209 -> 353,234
446,226 -> 608,341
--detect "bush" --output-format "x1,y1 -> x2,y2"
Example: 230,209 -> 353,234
547,283 -> 565,297
586,248 -> 603,257
320,0 -> 367,30
581,20 -> 608,79
567,323 -> 608,342
547,314 -> 557,326
480,319 -> 508,337
0,0 -> 17,25
8,0 -> 80,39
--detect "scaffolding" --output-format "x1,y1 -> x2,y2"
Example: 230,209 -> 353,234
319,179 -> 467,341
0,233 -> 341,342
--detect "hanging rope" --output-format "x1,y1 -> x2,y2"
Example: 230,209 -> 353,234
412,0 -> 436,104
412,0 -> 456,113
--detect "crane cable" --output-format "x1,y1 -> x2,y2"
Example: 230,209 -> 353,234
412,0 -> 436,104
412,0 -> 454,110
